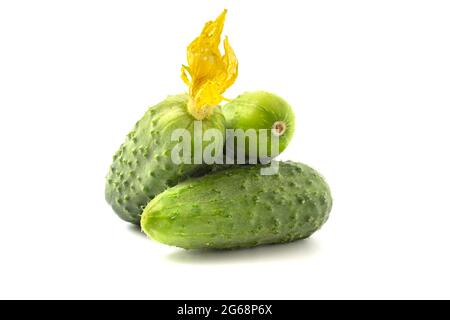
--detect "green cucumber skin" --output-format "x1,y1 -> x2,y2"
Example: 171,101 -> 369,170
141,161 -> 332,249
222,91 -> 295,159
105,94 -> 225,225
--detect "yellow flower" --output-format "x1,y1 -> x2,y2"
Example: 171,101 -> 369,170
181,9 -> 238,120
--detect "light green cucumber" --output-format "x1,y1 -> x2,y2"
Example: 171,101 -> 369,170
222,91 -> 295,162
141,161 -> 332,249
105,94 -> 225,225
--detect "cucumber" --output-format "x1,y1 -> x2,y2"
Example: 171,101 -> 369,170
105,94 -> 225,225
141,161 -> 332,249
106,10 -> 240,225
222,91 -> 295,162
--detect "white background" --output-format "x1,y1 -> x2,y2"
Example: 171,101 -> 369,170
1,0 -> 449,300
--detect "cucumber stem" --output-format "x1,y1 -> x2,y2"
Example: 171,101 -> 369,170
272,121 -> 287,136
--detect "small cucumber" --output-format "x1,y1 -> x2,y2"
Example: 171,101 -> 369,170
222,91 -> 295,161
106,10 -> 238,225
141,161 -> 332,249
105,94 -> 225,225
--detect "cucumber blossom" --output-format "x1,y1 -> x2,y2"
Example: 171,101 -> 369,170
105,95 -> 225,224
141,161 -> 332,249
222,91 -> 295,161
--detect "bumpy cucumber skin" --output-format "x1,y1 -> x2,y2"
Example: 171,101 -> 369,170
141,161 -> 332,249
222,91 -> 295,160
105,94 -> 225,225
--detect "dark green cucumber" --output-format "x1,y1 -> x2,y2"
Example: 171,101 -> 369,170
141,161 -> 332,249
222,91 -> 295,161
105,94 -> 225,225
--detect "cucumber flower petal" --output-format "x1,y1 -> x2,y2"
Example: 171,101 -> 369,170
181,9 -> 238,120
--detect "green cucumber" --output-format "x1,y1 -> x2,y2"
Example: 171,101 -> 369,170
141,161 -> 332,249
222,91 -> 295,161
105,94 -> 225,225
